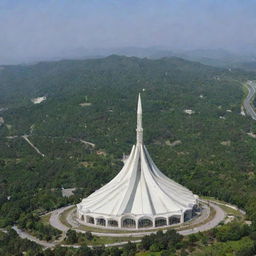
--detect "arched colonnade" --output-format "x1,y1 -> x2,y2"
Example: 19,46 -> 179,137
78,206 -> 199,229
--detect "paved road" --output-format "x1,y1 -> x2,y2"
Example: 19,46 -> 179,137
61,239 -> 141,249
72,202 -> 224,238
13,200 -> 227,249
243,81 -> 256,120
12,225 -> 140,249
50,201 -> 225,238
179,202 -> 225,235
61,204 -> 209,237
12,225 -> 56,248
49,205 -> 74,232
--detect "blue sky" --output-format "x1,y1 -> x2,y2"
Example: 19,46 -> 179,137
1,0 -> 256,64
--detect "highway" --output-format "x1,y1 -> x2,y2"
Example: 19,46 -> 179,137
243,81 -> 256,120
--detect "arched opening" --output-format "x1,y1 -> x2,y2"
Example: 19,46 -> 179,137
184,210 -> 192,222
138,218 -> 153,228
86,216 -> 94,224
192,204 -> 199,217
80,215 -> 84,221
122,218 -> 136,228
169,215 -> 181,225
108,219 -> 118,227
155,217 -> 167,227
96,218 -> 106,226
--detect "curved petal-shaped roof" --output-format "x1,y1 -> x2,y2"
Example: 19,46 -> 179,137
78,94 -> 197,218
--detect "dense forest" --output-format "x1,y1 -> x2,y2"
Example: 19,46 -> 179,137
1,55 -> 256,255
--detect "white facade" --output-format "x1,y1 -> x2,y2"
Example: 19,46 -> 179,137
77,94 -> 198,229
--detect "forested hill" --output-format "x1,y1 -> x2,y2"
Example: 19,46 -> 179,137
0,55 -> 254,106
1,55 -> 256,242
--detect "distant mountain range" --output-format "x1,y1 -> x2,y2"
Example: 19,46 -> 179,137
12,47 -> 256,72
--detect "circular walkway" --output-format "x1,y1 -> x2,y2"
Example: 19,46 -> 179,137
53,201 -> 224,237
13,199 -> 229,249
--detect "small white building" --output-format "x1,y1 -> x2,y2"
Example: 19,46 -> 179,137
77,95 -> 198,229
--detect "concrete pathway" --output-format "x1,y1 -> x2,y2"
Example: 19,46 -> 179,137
12,225 -> 55,248
179,202 -> 225,235
68,203 -> 209,236
61,239 -> 141,249
13,200 -> 230,249
49,205 -> 74,232
71,202 -> 224,237
49,201 -> 225,238
12,225 -> 140,249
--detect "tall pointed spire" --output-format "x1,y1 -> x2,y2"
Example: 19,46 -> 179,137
136,93 -> 143,145
77,94 -> 198,229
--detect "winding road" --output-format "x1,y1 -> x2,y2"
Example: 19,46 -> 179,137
243,81 -> 256,120
49,205 -> 73,232
12,225 -> 56,248
179,202 -> 225,235
9,81 -> 252,250
13,200 -> 228,249
69,202 -> 224,238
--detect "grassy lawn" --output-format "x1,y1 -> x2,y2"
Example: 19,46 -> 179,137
218,204 -> 244,220
201,196 -> 246,225
42,197 -> 243,247
201,195 -> 227,204
73,206 -> 214,235
57,202 -> 217,235
200,196 -> 244,219
51,207 -> 145,234
69,209 -> 181,234
54,197 -> 241,239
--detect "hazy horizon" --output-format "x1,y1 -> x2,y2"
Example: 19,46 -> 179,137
1,0 -> 256,65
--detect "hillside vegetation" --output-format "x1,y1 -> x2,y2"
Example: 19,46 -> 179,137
1,56 -> 256,255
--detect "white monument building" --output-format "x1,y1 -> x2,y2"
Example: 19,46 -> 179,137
77,94 -> 199,229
